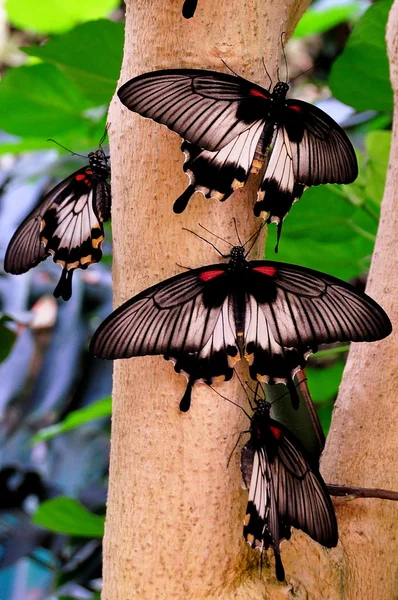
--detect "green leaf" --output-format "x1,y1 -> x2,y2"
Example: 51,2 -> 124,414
363,130 -> 391,204
24,20 -> 124,105
0,315 -> 17,363
6,0 -> 119,34
32,396 -> 111,443
33,497 -> 105,537
329,0 -> 394,112
0,63 -> 96,138
293,3 -> 361,39
306,362 -> 345,403
265,184 -> 376,280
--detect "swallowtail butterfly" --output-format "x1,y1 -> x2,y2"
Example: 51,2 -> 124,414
4,148 -> 111,301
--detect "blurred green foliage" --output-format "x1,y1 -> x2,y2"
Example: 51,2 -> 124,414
34,497 -> 105,536
33,396 -> 112,443
6,0 -> 119,34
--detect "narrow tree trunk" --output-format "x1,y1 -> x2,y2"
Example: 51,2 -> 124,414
103,1 -> 310,598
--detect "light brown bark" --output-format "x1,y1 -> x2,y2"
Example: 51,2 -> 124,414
103,1 -> 311,598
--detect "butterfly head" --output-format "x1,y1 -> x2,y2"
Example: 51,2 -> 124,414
88,149 -> 110,178
272,81 -> 289,102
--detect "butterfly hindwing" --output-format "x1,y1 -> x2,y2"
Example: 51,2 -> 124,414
174,119 -> 265,213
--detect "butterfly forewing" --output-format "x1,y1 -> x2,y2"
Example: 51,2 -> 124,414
91,265 -> 231,359
118,69 -> 269,152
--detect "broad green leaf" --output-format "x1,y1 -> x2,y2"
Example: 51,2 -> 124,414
293,3 -> 361,39
329,0 -> 393,111
25,20 -> 124,105
0,63 -> 96,138
6,0 -> 119,34
265,184 -> 376,280
33,497 -> 105,537
33,396 -> 111,443
363,130 -> 391,204
0,315 -> 17,363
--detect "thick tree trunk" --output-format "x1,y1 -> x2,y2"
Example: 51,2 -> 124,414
103,1 -> 311,598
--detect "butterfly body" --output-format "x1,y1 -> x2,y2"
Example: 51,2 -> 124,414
4,148 -> 111,301
118,69 -> 357,247
90,245 -> 391,411
241,398 -> 338,581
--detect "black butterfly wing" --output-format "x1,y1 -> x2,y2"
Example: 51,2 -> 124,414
182,0 -> 198,18
241,440 -> 290,581
4,194 -> 54,275
255,100 -> 358,233
174,119 -> 265,212
5,166 -> 111,301
242,420 -> 337,581
117,69 -> 269,152
243,262 -> 391,385
90,264 -> 236,359
254,126 -> 305,245
272,421 -> 338,548
285,99 -> 358,185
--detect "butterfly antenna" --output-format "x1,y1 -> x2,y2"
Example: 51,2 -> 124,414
289,62 -> 318,84
243,222 -> 266,258
234,371 -> 256,412
47,139 -> 86,158
220,59 -> 241,79
182,228 -> 226,257
98,125 -> 109,148
207,384 -> 251,420
261,57 -> 273,91
232,218 -> 243,246
280,31 -> 289,83
198,223 -> 233,247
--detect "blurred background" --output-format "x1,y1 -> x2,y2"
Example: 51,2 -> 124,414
0,0 -> 392,597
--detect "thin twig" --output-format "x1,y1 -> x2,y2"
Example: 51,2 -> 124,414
327,483 -> 398,501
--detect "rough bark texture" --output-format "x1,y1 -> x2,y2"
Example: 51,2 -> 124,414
103,1 -> 311,598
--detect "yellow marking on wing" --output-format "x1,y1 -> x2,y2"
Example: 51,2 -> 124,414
231,178 -> 245,191
244,513 -> 251,527
80,255 -> 93,265
91,234 -> 104,249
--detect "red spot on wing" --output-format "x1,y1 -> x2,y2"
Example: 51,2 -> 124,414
250,88 -> 268,99
289,105 -> 302,113
84,179 -> 92,186
253,266 -> 277,277
85,169 -> 93,175
199,270 -> 224,282
270,426 -> 282,439
75,174 -> 85,181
